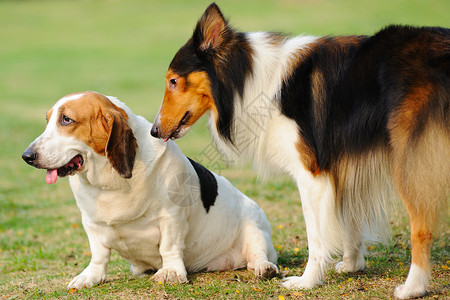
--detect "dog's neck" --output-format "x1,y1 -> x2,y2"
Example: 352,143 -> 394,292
207,32 -> 317,176
79,151 -> 130,190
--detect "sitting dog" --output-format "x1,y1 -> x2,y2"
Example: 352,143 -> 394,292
22,91 -> 278,289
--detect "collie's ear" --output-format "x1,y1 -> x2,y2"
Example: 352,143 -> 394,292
196,3 -> 229,51
103,110 -> 137,179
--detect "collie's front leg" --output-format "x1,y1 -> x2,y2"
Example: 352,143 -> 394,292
282,174 -> 337,289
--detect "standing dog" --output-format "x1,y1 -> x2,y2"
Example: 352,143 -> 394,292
22,91 -> 278,289
150,3 -> 449,299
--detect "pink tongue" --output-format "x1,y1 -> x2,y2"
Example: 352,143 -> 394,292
46,169 -> 58,184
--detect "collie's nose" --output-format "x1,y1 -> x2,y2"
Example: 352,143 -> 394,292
22,149 -> 37,165
150,125 -> 159,138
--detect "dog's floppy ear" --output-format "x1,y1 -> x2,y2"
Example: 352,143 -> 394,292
102,109 -> 137,179
195,3 -> 229,51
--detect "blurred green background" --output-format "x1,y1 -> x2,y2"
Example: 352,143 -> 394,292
1,0 -> 449,298
2,0 -> 449,171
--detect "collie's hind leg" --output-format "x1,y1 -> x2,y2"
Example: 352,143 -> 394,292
394,216 -> 432,299
390,119 -> 449,298
335,221 -> 365,273
393,179 -> 435,299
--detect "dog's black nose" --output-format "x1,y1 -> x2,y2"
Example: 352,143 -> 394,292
22,149 -> 37,165
150,125 -> 159,138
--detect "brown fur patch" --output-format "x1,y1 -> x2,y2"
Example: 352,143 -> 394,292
410,225 -> 433,269
55,91 -> 137,178
158,70 -> 217,138
296,136 -> 320,175
283,35 -> 365,83
311,68 -> 327,122
390,82 -> 433,143
332,36 -> 366,46
266,32 -> 287,47
56,92 -> 128,155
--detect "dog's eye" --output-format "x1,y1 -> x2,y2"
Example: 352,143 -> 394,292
169,78 -> 177,87
61,115 -> 74,126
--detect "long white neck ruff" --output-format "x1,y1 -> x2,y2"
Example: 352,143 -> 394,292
208,32 -> 318,178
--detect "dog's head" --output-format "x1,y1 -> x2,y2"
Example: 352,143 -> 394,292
22,91 -> 137,184
151,3 -> 235,141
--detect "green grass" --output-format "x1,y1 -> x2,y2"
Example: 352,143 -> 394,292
1,0 -> 449,299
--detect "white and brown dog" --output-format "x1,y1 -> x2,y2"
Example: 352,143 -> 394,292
22,91 -> 278,289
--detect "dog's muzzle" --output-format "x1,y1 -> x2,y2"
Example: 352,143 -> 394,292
22,148 -> 37,166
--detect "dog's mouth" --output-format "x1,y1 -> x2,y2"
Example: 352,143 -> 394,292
164,111 -> 191,142
46,154 -> 84,184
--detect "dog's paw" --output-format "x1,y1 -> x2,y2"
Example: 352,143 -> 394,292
394,284 -> 427,299
254,261 -> 279,279
335,260 -> 364,273
67,267 -> 106,290
281,275 -> 321,290
152,268 -> 188,284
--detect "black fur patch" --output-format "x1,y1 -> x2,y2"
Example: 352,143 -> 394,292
169,25 -> 253,144
280,25 -> 450,171
187,157 -> 218,213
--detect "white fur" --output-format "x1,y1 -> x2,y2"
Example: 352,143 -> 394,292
26,93 -> 278,289
207,33 -> 344,288
394,264 -> 429,299
27,93 -> 91,171
209,32 -> 319,178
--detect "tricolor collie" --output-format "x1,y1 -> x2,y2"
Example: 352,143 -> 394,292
151,3 -> 449,299
22,91 -> 278,289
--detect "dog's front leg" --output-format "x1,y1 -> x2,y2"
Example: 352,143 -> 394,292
68,222 -> 111,290
282,173 -> 336,289
152,215 -> 188,284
